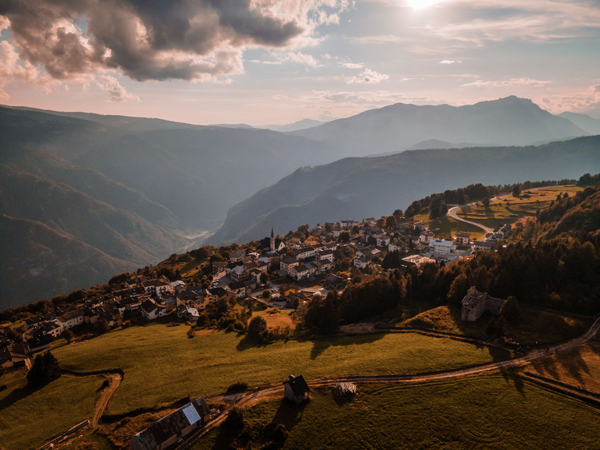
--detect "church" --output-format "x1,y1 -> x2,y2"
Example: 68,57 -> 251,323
258,228 -> 286,252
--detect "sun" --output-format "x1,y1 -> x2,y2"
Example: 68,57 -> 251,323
406,0 -> 441,9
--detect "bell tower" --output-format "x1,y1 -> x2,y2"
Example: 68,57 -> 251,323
270,228 -> 275,251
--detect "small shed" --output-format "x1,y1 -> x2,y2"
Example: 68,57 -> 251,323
283,375 -> 310,404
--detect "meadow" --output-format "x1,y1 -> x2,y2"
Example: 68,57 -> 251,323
401,306 -> 589,346
0,371 -> 102,450
458,186 -> 583,229
194,375 -> 600,450
428,216 -> 486,240
527,342 -> 600,393
52,324 -> 501,416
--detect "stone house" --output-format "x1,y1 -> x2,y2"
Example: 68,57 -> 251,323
461,286 -> 507,322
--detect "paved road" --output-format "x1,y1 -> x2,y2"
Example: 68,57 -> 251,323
447,204 -> 494,235
447,185 -> 572,236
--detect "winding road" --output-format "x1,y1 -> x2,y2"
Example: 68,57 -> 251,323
448,185 -> 574,236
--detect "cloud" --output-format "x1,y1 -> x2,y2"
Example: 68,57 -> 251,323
278,51 -> 318,67
462,78 -> 550,87
319,110 -> 337,121
95,75 -> 139,102
0,0 -> 348,86
537,84 -> 600,114
440,60 -> 461,64
434,0 -> 600,45
341,62 -> 363,69
0,40 -> 60,99
347,68 -> 389,84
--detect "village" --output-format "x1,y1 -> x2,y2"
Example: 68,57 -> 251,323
1,213 -> 512,374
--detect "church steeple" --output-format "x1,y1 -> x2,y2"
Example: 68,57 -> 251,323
270,227 -> 275,251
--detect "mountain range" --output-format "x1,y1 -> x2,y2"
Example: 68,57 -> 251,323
1,96 -> 599,308
293,96 -> 587,156
208,136 -> 600,245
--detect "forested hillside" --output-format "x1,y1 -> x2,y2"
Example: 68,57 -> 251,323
209,136 -> 600,245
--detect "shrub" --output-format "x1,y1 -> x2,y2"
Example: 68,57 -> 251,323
227,382 -> 248,392
27,352 -> 61,388
224,407 -> 245,429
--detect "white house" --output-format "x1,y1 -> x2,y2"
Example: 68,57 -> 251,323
280,256 -> 299,276
354,256 -> 370,269
419,230 -> 436,244
376,235 -> 391,248
429,239 -> 456,257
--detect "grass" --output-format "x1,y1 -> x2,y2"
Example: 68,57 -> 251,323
428,216 -> 486,240
527,342 -> 600,393
0,371 -> 102,450
51,323 -> 501,416
400,306 -> 589,346
193,375 -> 600,450
457,186 -> 583,230
253,309 -> 295,330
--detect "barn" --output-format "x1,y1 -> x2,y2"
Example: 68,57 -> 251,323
130,398 -> 214,450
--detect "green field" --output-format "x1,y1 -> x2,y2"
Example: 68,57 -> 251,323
52,324 -> 502,416
194,375 -> 600,449
458,186 -> 582,229
428,216 -> 486,240
0,372 -> 102,450
401,306 -> 589,346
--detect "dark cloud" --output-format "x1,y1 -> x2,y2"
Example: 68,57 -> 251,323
0,0 -> 310,82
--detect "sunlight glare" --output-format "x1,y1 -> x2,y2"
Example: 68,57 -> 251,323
406,0 -> 441,9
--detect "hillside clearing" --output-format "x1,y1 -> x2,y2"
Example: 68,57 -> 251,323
0,371 -> 102,450
193,375 -> 600,449
52,324 -> 502,416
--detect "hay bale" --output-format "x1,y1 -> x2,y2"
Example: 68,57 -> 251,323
333,383 -> 356,399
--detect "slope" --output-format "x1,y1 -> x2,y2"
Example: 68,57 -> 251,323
0,214 -> 138,309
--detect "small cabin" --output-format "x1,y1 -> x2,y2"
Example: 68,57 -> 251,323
283,375 -> 310,404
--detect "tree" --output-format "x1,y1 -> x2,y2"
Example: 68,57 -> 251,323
339,231 -> 350,242
386,215 -> 397,230
512,184 -> 521,197
482,197 -> 490,208
98,319 -> 110,334
393,209 -> 404,217
501,296 -> 521,323
196,313 -> 210,327
259,272 -> 269,285
447,273 -> 470,305
63,329 -> 74,343
247,316 -> 268,342
27,352 -> 61,388
262,290 -> 271,300
376,218 -> 386,229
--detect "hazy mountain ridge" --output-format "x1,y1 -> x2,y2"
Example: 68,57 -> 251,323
559,112 -> 600,134
293,96 -> 588,156
0,214 -> 139,309
209,136 -> 600,245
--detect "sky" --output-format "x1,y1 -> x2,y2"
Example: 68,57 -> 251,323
1,0 -> 600,125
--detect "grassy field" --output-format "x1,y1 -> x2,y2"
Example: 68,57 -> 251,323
253,309 -> 295,330
458,186 -> 583,229
194,375 -> 600,449
428,216 -> 486,240
400,306 -> 589,346
51,324 -> 502,416
527,342 -> 600,393
0,371 -> 102,450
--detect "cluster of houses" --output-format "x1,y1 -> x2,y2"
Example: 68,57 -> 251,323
1,215 -> 513,373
